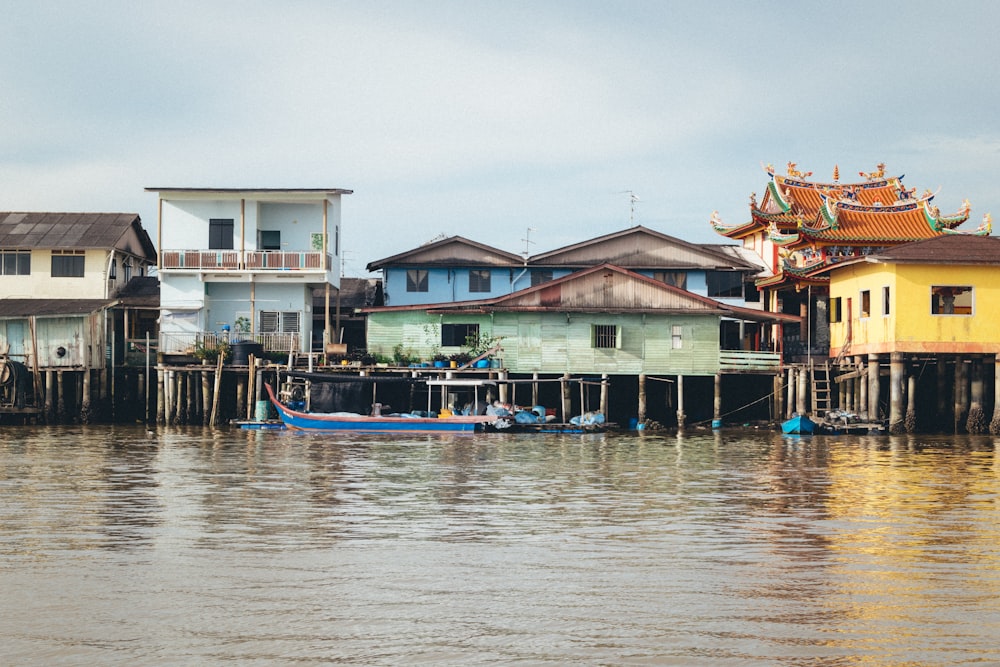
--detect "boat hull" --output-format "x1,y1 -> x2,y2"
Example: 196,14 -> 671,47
781,414 -> 816,435
266,384 -> 494,433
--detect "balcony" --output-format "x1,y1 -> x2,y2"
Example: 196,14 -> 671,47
160,331 -> 301,356
160,250 -> 329,271
719,350 -> 782,372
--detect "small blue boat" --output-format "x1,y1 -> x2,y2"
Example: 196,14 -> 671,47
781,414 -> 816,435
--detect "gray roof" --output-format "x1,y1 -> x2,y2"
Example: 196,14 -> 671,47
0,212 -> 153,254
0,299 -> 111,318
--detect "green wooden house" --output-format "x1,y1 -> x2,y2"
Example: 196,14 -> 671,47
364,263 -> 795,376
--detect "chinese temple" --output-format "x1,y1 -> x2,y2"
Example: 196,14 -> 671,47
711,162 -> 992,360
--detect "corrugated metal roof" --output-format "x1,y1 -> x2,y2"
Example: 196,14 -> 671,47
0,299 -> 110,318
869,234 -> 1000,264
0,212 -> 143,250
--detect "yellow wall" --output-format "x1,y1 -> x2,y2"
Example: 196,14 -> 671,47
829,261 -> 1000,354
0,249 -> 111,300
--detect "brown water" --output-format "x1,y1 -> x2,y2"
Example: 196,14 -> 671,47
2,426 -> 999,665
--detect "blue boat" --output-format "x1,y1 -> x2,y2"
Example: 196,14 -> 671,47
265,382 -> 498,433
781,414 -> 816,435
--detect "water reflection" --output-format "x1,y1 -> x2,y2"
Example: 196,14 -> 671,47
1,426 -> 999,664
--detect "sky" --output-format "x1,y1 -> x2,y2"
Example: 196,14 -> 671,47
2,1 -> 999,277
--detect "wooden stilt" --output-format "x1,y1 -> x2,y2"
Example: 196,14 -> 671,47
796,365 -> 807,415
531,372 -> 539,407
638,373 -> 647,423
905,371 -> 917,433
44,370 -> 54,423
156,367 -> 165,425
968,356 -> 986,434
57,370 -> 65,422
954,356 -> 968,433
201,369 -> 211,426
855,356 -> 866,420
889,352 -> 905,434
210,355 -> 223,427
786,367 -> 796,419
868,353 -> 880,422
81,369 -> 92,424
561,373 -> 571,423
676,374 -> 685,428
713,373 -> 722,428
773,373 -> 783,424
991,353 -> 1000,434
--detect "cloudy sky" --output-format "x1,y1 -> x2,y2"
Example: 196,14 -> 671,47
2,1 -> 998,276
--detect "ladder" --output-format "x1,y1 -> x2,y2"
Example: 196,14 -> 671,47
811,359 -> 833,416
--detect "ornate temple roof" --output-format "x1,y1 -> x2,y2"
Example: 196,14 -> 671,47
711,162 -> 984,246
710,162 -> 991,290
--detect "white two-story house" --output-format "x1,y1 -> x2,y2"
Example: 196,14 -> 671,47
147,187 -> 352,357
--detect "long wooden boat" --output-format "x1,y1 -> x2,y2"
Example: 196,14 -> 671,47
265,382 -> 497,433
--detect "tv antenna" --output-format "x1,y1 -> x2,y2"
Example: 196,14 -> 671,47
521,227 -> 536,260
623,190 -> 640,224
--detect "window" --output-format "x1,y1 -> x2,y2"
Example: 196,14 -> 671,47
109,258 -> 117,280
406,269 -> 428,292
469,269 -> 491,293
882,286 -> 890,316
209,218 -> 234,250
706,271 -> 742,297
860,290 -> 871,318
829,297 -> 842,323
442,323 -> 479,347
51,250 -> 85,277
592,324 -> 619,349
258,230 -> 281,250
671,324 -> 683,349
260,311 -> 301,333
654,271 -> 687,289
1,250 -> 30,275
931,286 -> 973,315
531,270 -> 554,287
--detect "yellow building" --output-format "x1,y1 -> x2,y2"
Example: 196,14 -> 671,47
828,234 -> 1000,356
827,234 -> 1000,433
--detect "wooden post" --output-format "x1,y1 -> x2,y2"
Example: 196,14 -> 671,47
499,370 -> 508,404
906,372 -> 917,433
856,356 -> 867,420
786,367 -> 796,419
839,359 -> 848,412
57,370 -> 65,422
773,373 -> 783,424
889,352 -> 905,434
991,353 -> 1000,434
954,356 -> 968,433
937,358 -> 950,424
202,369 -> 211,426
713,373 -> 722,428
638,373 -> 647,423
868,353 -> 880,422
600,373 -> 608,416
81,369 -> 92,424
176,370 -> 187,425
210,355 -> 223,427
235,374 -> 246,423
561,373 -> 572,423
796,365 -> 807,415
156,367 -> 165,424
44,370 -> 54,423
968,356 -> 986,434
531,372 -> 539,407
676,374 -> 685,428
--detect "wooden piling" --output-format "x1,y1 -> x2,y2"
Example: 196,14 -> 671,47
156,367 -> 165,424
905,371 -> 917,433
991,353 -> 1000,434
44,370 -> 54,422
57,370 -> 65,421
80,369 -> 92,424
889,352 -> 905,434
796,365 -> 807,415
713,373 -> 722,427
786,367 -> 796,419
561,373 -> 572,423
638,373 -> 647,422
968,356 -> 985,434
676,374 -> 686,428
201,369 -> 211,426
600,373 -> 608,416
868,353 -> 880,422
954,356 -> 968,433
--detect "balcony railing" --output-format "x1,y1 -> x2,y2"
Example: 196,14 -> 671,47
160,250 -> 329,271
160,331 -> 301,356
720,350 -> 781,372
